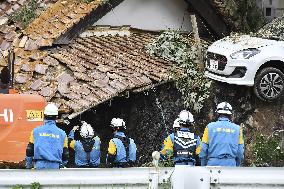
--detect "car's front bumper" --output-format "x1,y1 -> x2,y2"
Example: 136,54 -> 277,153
205,50 -> 260,87
205,70 -> 254,86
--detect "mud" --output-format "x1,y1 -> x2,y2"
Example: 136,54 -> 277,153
0,161 -> 25,169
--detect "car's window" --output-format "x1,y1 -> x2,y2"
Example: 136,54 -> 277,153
255,16 -> 284,40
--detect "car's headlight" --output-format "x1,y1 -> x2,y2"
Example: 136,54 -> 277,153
230,49 -> 260,59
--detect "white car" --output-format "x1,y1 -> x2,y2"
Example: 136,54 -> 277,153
205,18 -> 284,101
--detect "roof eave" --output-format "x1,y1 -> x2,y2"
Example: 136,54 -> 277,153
54,0 -> 125,45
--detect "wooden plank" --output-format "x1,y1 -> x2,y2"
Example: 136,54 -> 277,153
185,0 -> 230,38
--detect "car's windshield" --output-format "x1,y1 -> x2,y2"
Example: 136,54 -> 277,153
255,16 -> 284,40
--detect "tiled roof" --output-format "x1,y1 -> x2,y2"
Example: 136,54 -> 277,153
0,0 -> 28,18
23,0 -> 103,47
0,0 -> 57,64
12,28 -> 178,115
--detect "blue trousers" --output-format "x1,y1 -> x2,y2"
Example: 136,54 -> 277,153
35,160 -> 60,169
207,158 -> 236,166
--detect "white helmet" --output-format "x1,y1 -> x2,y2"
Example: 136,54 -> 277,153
80,121 -> 94,138
110,118 -> 126,129
216,102 -> 233,115
44,103 -> 58,116
173,118 -> 180,128
178,110 -> 194,125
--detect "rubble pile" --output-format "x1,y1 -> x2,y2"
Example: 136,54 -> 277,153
257,16 -> 284,40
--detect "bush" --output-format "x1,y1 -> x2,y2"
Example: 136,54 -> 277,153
11,0 -> 38,28
224,0 -> 265,32
146,30 -> 212,113
252,134 -> 284,166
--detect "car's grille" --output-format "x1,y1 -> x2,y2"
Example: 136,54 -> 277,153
206,52 -> 227,71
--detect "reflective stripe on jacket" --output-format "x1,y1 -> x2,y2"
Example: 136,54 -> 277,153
174,129 -> 198,163
161,128 -> 201,164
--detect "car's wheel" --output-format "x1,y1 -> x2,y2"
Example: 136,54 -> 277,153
254,67 -> 284,101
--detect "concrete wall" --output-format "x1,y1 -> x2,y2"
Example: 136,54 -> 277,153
95,0 -> 192,31
275,0 -> 284,17
257,0 -> 284,21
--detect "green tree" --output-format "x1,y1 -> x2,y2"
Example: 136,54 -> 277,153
225,0 -> 265,32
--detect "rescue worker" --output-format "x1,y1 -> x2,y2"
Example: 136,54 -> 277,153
199,102 -> 244,166
161,110 -> 201,165
25,103 -> 69,169
106,118 -> 137,167
160,118 -> 181,160
68,121 -> 101,168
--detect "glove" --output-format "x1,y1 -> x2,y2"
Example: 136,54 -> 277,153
72,126 -> 79,131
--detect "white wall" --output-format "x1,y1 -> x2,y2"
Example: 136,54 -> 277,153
258,0 -> 284,20
278,0 -> 284,7
275,0 -> 284,17
95,0 -> 192,31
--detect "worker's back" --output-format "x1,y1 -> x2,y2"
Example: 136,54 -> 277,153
71,137 -> 101,167
206,118 -> 240,159
33,120 -> 66,163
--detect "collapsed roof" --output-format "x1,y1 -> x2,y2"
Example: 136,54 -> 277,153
14,27 -> 177,117
0,0 -> 233,117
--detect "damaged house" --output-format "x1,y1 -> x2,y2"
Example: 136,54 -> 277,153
0,0 -> 236,165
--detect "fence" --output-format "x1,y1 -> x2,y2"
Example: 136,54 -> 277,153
0,166 -> 283,189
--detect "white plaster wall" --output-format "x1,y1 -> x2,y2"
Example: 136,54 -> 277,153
278,0 -> 284,8
262,0 -> 275,7
275,0 -> 284,17
260,0 -> 284,19
95,0 -> 192,31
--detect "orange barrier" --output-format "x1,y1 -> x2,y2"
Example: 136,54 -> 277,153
0,94 -> 45,162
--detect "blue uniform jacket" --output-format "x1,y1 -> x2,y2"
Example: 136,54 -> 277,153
199,117 -> 244,166
108,132 -> 137,164
26,120 -> 68,169
68,130 -> 100,167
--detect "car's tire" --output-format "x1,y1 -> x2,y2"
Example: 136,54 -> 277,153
254,67 -> 284,102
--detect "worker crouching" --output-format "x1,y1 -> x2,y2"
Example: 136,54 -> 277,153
107,118 -> 137,167
161,110 -> 201,165
68,121 -> 101,168
25,103 -> 69,169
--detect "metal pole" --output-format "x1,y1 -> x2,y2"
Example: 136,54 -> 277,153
149,168 -> 159,189
148,151 -> 161,189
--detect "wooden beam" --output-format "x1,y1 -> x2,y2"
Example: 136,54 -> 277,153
185,0 -> 230,39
